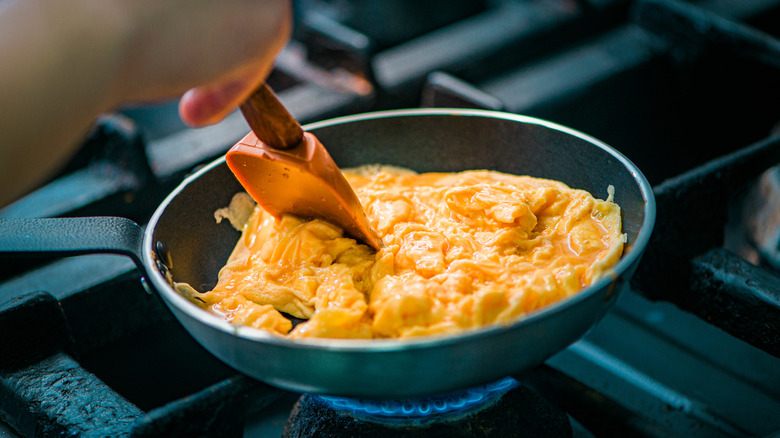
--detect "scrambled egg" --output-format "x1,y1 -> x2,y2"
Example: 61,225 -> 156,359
181,167 -> 624,339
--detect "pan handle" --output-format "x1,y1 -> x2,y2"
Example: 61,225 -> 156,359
0,217 -> 148,276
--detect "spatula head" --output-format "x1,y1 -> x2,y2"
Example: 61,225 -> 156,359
226,131 -> 384,251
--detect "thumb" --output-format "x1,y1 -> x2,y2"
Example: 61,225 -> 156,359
178,70 -> 263,127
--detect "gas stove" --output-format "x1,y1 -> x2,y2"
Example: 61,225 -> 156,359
2,0 -> 780,436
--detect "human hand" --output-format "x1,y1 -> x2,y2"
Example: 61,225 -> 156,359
0,0 -> 291,206
116,0 -> 292,126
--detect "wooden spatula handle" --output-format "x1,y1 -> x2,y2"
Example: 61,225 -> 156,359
239,83 -> 304,150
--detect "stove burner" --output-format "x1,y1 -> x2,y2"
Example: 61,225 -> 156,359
317,377 -> 518,423
282,378 -> 571,438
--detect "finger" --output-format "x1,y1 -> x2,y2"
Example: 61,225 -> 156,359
178,76 -> 249,127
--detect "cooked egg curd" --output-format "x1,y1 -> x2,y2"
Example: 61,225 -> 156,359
180,167 -> 624,339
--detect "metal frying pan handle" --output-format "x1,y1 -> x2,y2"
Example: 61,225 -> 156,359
0,217 -> 148,277
239,83 -> 304,150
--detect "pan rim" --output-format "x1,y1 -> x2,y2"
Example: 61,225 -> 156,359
144,108 -> 656,352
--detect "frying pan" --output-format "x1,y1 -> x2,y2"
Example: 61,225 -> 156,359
1,109 -> 655,398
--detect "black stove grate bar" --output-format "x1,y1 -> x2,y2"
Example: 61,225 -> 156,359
131,376 -> 283,438
1,352 -> 143,438
633,134 -> 780,355
0,292 -> 73,372
370,1 -> 581,100
421,71 -> 506,111
0,116 -> 152,222
691,249 -> 780,357
0,290 -> 285,438
521,365 -> 672,438
1,354 -> 282,438
634,0 -> 780,69
297,0 -> 633,110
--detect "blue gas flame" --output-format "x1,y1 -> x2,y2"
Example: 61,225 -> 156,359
317,377 -> 519,424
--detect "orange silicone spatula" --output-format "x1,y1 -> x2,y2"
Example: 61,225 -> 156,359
226,83 -> 383,251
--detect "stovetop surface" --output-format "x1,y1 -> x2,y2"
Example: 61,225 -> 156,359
2,0 -> 780,436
